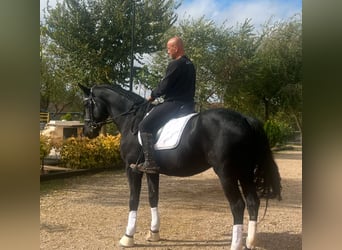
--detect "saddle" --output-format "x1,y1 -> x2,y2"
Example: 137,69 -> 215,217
138,113 -> 197,150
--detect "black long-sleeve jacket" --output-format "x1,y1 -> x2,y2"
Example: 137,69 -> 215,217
151,55 -> 196,102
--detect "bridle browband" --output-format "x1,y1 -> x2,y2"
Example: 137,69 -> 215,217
83,87 -> 147,130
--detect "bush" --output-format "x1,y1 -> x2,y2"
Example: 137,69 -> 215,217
264,119 -> 292,148
40,134 -> 52,162
59,134 -> 123,169
61,113 -> 72,121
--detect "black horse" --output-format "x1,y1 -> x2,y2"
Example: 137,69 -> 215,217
79,83 -> 281,250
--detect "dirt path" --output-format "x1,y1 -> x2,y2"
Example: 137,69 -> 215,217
40,150 -> 302,249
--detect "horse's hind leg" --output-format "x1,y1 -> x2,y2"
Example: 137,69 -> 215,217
217,174 -> 245,250
145,173 -> 161,242
239,181 -> 260,250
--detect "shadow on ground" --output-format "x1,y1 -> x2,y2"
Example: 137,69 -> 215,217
257,231 -> 302,250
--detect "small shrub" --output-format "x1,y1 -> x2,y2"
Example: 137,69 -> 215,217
264,119 -> 292,148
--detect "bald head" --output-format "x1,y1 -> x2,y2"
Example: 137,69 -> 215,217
167,36 -> 185,59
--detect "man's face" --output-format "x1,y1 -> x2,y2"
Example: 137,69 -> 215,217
167,41 -> 177,59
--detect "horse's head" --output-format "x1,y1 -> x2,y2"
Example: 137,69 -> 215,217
79,84 -> 109,139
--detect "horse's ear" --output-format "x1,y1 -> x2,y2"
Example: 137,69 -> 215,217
78,83 -> 91,96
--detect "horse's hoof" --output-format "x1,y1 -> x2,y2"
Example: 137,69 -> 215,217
119,234 -> 134,247
146,230 -> 160,242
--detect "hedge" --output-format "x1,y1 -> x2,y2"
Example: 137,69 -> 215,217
40,133 -> 123,169
59,134 -> 123,169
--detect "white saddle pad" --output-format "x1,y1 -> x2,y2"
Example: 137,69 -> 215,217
138,113 -> 197,150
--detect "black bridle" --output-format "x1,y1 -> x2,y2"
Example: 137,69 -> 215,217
83,96 -> 110,129
83,87 -> 148,130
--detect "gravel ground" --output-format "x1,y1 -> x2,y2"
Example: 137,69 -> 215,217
40,150 -> 302,249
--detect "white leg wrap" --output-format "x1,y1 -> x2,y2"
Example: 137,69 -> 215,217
146,207 -> 161,242
125,210 -> 137,236
231,224 -> 243,250
150,207 -> 160,232
246,220 -> 257,249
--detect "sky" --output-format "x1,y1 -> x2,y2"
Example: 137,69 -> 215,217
40,0 -> 302,29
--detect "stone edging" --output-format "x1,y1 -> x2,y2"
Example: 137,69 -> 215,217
40,168 -> 111,182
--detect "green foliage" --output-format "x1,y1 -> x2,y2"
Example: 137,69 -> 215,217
43,0 -> 178,85
102,123 -> 119,135
41,0 -> 179,115
40,135 -> 52,161
243,15 -> 302,121
61,113 -> 72,121
59,134 -> 123,169
264,119 -> 293,148
40,25 -> 83,114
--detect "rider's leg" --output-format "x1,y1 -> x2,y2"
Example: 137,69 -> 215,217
139,132 -> 159,173
131,102 -> 181,173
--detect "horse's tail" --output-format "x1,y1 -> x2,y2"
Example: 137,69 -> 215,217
246,117 -> 282,201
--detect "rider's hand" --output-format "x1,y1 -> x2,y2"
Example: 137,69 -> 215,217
147,96 -> 155,102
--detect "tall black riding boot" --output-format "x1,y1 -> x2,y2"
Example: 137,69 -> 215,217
131,132 -> 159,173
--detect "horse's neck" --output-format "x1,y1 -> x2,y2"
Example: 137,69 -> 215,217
95,85 -> 145,134
103,92 -> 136,132
109,100 -> 132,123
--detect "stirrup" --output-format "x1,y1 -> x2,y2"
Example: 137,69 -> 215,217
129,162 -> 159,174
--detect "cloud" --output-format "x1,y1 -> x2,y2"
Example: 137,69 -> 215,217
176,0 -> 302,28
40,0 -> 301,29
176,0 -> 221,21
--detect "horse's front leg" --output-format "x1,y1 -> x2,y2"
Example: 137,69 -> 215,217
145,173 -> 161,242
119,168 -> 143,247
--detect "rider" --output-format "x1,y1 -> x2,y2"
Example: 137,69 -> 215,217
132,36 -> 196,173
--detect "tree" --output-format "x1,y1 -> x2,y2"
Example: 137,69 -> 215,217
40,24 -> 84,116
44,0 -> 179,86
40,25 -> 52,111
213,14 -> 302,131
214,19 -> 261,114
248,15 -> 302,125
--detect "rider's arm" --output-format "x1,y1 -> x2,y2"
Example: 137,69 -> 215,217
151,60 -> 180,99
